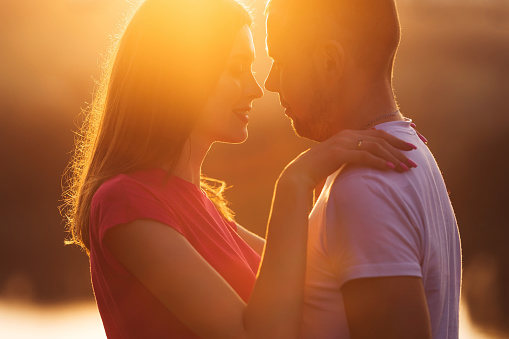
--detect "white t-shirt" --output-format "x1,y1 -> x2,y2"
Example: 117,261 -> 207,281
301,120 -> 461,339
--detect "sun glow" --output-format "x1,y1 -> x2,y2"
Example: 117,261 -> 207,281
0,299 -> 501,339
0,302 -> 106,339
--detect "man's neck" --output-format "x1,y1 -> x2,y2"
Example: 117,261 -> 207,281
334,78 -> 401,131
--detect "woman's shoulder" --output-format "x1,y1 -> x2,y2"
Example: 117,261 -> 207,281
94,173 -> 137,201
92,170 -> 160,206
93,168 -> 201,208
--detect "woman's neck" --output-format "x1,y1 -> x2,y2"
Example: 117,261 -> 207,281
170,137 -> 212,186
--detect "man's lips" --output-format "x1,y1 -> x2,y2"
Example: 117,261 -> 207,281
278,93 -> 290,106
279,97 -> 292,116
284,107 -> 294,118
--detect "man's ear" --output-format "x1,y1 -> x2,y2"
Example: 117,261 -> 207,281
316,40 -> 345,83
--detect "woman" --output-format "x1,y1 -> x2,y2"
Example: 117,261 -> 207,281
62,0 -> 416,338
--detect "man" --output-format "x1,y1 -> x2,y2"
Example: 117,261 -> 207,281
264,0 -> 461,338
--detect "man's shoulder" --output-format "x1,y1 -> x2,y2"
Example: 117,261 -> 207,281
330,165 -> 404,197
330,142 -> 437,202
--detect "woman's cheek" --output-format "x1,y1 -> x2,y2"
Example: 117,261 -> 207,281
218,76 -> 242,105
205,73 -> 243,111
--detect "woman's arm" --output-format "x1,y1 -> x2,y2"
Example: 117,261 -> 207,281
104,177 -> 310,339
236,224 -> 265,256
243,172 -> 312,338
104,128 -> 416,339
242,128 -> 416,338
105,220 -> 254,339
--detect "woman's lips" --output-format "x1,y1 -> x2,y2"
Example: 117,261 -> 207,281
233,109 -> 250,123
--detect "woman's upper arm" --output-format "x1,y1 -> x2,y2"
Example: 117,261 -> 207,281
103,219 -> 248,339
236,223 -> 265,256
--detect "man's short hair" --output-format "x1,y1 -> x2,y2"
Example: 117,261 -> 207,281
265,0 -> 401,78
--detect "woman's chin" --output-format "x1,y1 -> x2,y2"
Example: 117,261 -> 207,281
217,131 -> 249,144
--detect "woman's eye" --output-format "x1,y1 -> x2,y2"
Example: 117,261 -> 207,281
230,62 -> 245,74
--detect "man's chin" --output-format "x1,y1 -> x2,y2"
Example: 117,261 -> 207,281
292,119 -> 334,142
291,120 -> 323,142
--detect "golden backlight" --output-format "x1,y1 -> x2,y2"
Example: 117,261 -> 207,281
0,0 -> 508,337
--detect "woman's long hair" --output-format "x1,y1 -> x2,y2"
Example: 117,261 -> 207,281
62,0 -> 252,254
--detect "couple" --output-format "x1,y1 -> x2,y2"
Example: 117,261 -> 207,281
63,0 -> 461,338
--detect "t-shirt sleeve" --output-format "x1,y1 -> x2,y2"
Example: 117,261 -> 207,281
227,220 -> 239,233
91,177 -> 183,274
325,173 -> 423,288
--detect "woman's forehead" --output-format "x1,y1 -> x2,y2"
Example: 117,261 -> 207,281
228,25 -> 255,61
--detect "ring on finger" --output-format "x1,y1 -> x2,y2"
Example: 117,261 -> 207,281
357,137 -> 363,149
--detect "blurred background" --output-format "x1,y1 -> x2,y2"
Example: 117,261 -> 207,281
0,0 -> 508,337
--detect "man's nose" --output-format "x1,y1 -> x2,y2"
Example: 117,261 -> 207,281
264,65 -> 279,93
249,74 -> 264,100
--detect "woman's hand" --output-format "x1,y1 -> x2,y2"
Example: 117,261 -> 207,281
280,129 -> 417,191
252,129 -> 417,339
409,121 -> 428,144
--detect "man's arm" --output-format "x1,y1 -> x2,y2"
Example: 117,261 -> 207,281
342,276 -> 432,339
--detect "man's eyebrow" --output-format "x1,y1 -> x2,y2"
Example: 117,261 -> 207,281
265,40 -> 280,60
265,46 -> 272,59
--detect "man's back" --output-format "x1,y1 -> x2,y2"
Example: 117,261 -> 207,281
302,120 -> 461,338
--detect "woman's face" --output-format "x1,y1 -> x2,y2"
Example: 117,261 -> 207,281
192,25 -> 263,145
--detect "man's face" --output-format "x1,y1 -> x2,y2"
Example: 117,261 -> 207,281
264,12 -> 334,142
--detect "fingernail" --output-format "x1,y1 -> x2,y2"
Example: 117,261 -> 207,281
410,122 -> 416,128
400,162 -> 409,172
406,142 -> 417,150
371,127 -> 377,130
386,162 -> 396,169
407,159 -> 418,168
419,134 -> 428,144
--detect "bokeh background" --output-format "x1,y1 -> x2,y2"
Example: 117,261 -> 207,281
1,0 -> 508,337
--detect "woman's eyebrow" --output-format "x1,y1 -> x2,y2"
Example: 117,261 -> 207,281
265,46 -> 280,61
229,52 -> 255,62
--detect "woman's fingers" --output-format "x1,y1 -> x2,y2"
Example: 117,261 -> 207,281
348,150 -> 397,172
358,140 -> 414,172
285,128 -> 419,190
366,129 -> 416,151
360,139 -> 417,172
410,122 -> 429,144
336,129 -> 418,172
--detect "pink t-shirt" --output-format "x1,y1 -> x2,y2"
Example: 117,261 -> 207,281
89,168 -> 261,338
